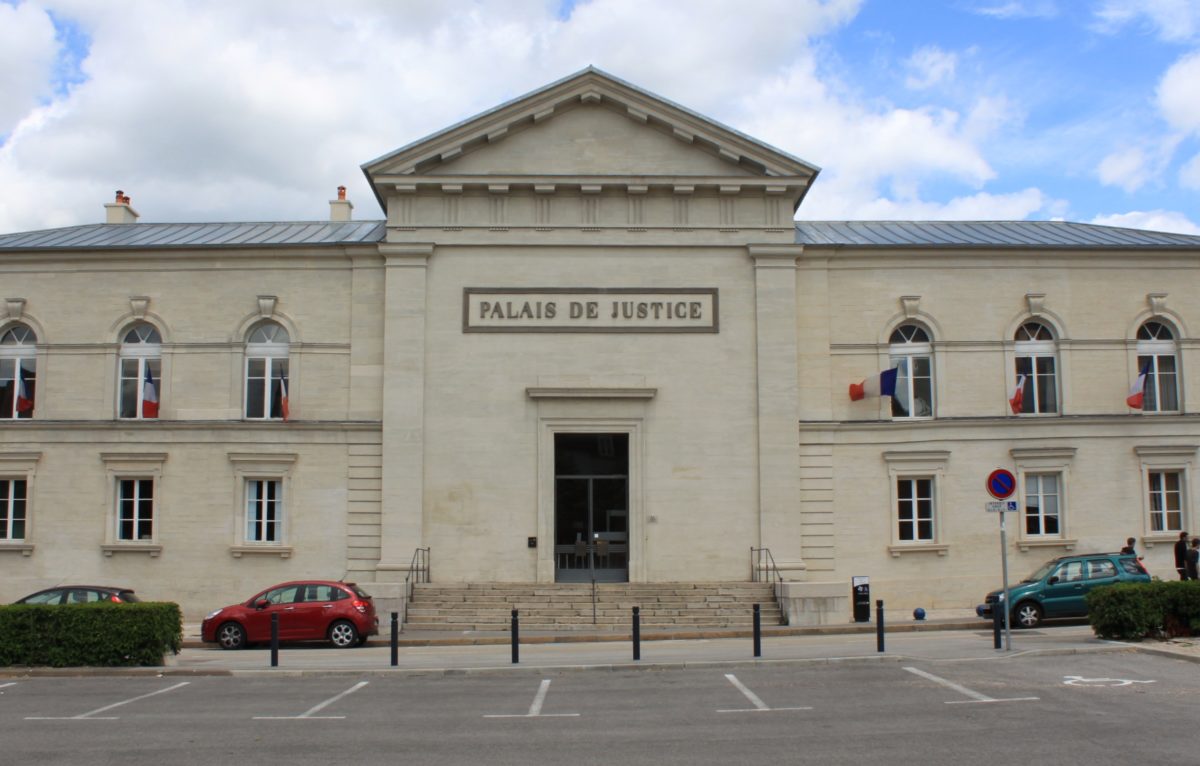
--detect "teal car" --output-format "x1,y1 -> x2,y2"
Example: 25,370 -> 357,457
976,552 -> 1151,628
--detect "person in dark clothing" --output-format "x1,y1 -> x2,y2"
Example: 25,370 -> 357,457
1120,537 -> 1137,555
1187,538 -> 1200,581
1176,531 -> 1191,580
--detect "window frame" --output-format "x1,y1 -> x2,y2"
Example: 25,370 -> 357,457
100,453 -> 165,557
1135,320 -> 1179,413
244,322 -> 290,420
1012,447 -> 1077,552
1012,320 -> 1059,416
0,324 -> 38,420
0,452 -> 39,555
116,477 -> 155,542
228,452 -> 296,558
118,324 -> 162,420
1135,445 -> 1197,547
884,451 -> 949,556
245,478 -> 284,544
888,324 -> 934,419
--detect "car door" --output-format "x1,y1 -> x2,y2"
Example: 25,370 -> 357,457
1041,560 -> 1087,617
288,584 -> 337,640
242,584 -> 303,642
1080,558 -> 1120,607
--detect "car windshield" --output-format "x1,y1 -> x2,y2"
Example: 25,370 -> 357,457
1022,560 -> 1057,583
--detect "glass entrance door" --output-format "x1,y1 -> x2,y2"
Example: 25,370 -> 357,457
554,433 -> 629,583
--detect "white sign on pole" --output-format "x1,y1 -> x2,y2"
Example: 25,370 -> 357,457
985,501 -> 1019,513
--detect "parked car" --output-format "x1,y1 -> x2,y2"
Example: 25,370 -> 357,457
976,552 -> 1151,628
14,585 -> 140,604
201,580 -> 378,650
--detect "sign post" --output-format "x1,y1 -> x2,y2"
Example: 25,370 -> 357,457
986,469 -> 1018,652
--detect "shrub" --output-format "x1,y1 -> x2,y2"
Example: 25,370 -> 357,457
0,602 -> 182,667
1088,581 -> 1200,641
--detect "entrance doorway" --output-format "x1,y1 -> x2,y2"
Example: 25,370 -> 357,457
554,433 -> 629,583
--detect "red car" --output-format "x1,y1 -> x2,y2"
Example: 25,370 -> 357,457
201,580 -> 378,649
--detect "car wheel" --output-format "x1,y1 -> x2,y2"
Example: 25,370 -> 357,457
329,620 -> 359,648
217,621 -> 247,650
1013,601 -> 1043,629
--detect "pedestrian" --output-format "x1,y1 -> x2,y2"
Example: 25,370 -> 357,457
1187,538 -> 1200,581
1175,531 -> 1190,580
1120,537 -> 1137,555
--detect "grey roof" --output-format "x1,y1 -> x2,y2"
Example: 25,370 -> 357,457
1,218 -> 1199,252
0,221 -> 386,251
794,220 -> 1200,249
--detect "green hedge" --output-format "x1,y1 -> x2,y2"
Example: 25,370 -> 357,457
0,602 -> 182,667
1087,581 -> 1200,641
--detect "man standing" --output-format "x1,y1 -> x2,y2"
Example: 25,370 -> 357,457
1187,538 -> 1200,582
1175,531 -> 1190,580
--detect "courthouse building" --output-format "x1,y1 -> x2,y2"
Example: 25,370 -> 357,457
1,68 -> 1198,621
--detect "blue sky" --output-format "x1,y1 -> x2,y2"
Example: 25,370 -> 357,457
0,0 -> 1197,234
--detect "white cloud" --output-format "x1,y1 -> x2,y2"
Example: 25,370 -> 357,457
798,185 -> 1052,221
1157,50 -> 1200,134
904,46 -> 958,90
972,2 -> 1059,20
1090,209 -> 1200,235
0,3 -> 59,138
1094,0 -> 1200,42
1097,147 -> 1155,191
1180,151 -> 1200,189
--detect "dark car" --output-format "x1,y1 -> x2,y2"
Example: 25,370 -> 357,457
976,551 -> 1151,628
201,580 -> 378,650
14,585 -> 141,604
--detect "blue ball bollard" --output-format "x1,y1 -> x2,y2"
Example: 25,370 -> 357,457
912,607 -> 926,621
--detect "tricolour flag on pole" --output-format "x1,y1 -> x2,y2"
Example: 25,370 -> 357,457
141,365 -> 159,418
279,373 -> 290,421
1126,362 -> 1151,410
849,367 -> 899,401
1008,374 -> 1027,414
15,367 -> 33,413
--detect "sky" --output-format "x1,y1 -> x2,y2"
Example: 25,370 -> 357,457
1,0 -> 1199,235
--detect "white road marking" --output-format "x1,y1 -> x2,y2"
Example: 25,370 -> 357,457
903,667 -> 1038,705
26,681 -> 190,720
718,673 -> 812,714
1063,675 -> 1155,687
484,679 -> 580,718
0,682 -> 16,690
254,681 -> 369,720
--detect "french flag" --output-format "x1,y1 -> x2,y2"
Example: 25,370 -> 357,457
15,368 -> 33,413
279,373 -> 290,421
849,367 -> 899,401
1127,362 -> 1151,410
141,366 -> 159,418
1008,374 -> 1027,414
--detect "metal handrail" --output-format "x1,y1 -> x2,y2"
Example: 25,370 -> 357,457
750,546 -> 782,584
401,546 -> 431,626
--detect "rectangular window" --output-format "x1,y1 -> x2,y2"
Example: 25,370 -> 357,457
1023,473 -> 1061,536
119,358 -> 161,419
1014,355 -> 1058,414
1148,471 -> 1184,532
897,477 -> 934,542
890,355 -> 933,418
1138,354 -> 1179,412
246,479 -> 283,543
0,358 -> 36,419
117,479 -> 154,541
0,479 -> 26,540
245,358 -> 288,419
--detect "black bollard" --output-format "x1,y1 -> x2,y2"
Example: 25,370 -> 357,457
511,608 -> 519,664
875,599 -> 885,653
753,603 -> 762,658
632,606 -> 641,661
992,600 -> 1003,650
270,612 -> 279,667
391,611 -> 399,667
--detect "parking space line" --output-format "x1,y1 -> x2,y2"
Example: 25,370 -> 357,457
0,683 -> 15,690
903,667 -> 1038,705
25,681 -> 190,720
254,681 -> 369,720
717,674 -> 813,714
483,679 -> 580,719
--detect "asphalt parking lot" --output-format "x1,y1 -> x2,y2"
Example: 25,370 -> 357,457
1,648 -> 1194,766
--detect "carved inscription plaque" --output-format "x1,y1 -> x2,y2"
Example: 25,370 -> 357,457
464,288 -> 718,333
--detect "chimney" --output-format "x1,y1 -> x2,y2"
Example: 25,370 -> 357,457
104,189 -> 140,224
329,185 -> 353,222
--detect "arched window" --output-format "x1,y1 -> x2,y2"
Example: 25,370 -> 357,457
245,322 -> 289,420
119,323 -> 162,419
1136,320 -> 1179,412
1013,321 -> 1058,414
0,324 -> 37,419
888,324 -> 933,418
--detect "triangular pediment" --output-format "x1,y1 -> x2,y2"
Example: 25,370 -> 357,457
363,67 -> 819,189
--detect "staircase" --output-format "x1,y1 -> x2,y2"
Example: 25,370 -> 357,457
404,582 -> 783,631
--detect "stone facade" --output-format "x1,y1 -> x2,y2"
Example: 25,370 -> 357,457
1,69 -> 1198,620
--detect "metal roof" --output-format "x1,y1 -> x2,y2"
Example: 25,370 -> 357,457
793,220 -> 1200,248
1,218 -> 1198,252
0,221 -> 386,251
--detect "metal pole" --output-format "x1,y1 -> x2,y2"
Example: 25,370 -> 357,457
390,611 -> 399,667
992,596 -> 1002,650
875,599 -> 885,653
752,603 -> 762,658
1000,511 -> 1012,651
590,536 -> 597,625
511,608 -> 519,664
632,606 -> 641,661
270,612 -> 279,667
